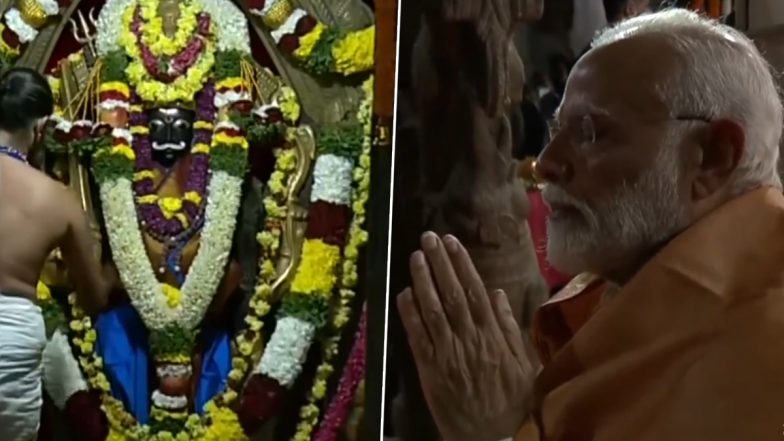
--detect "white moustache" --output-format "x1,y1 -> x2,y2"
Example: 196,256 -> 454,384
152,141 -> 188,151
541,185 -> 584,210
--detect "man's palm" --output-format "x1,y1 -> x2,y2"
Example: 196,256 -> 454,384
398,233 -> 537,441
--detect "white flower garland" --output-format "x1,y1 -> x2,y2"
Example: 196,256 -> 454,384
111,127 -> 133,144
256,316 -> 316,387
101,171 -> 243,330
214,91 -> 251,109
199,0 -> 251,54
156,364 -> 192,378
270,8 -> 307,43
5,8 -> 39,43
96,0 -> 134,56
151,390 -> 188,410
42,330 -> 88,409
99,99 -> 132,112
310,153 -> 354,205
37,0 -> 60,16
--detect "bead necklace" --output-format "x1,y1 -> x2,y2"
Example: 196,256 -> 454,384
0,145 -> 28,164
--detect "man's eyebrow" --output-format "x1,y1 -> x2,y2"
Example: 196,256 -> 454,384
554,102 -> 612,121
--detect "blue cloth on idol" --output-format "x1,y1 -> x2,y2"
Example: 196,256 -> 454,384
95,304 -> 232,422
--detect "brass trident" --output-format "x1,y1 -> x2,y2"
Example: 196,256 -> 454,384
69,8 -> 98,60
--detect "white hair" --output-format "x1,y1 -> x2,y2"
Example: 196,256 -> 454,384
591,8 -> 783,194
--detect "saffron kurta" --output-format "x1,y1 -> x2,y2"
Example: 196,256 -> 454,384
518,187 -> 784,441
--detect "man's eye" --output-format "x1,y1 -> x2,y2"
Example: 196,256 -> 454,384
150,120 -> 164,129
580,116 -> 597,143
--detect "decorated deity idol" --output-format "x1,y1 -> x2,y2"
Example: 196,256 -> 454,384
0,0 -> 378,439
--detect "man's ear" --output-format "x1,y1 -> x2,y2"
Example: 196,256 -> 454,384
691,118 -> 744,199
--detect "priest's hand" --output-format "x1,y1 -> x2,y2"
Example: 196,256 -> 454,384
397,232 -> 537,441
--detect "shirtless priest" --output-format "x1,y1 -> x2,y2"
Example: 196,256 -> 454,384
398,9 -> 784,441
0,68 -> 115,441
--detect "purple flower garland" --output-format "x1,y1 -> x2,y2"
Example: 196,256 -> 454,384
131,83 -> 215,241
313,303 -> 367,441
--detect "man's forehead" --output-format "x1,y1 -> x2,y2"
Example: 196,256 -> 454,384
560,35 -> 677,120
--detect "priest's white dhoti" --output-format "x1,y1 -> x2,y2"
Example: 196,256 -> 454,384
0,294 -> 46,441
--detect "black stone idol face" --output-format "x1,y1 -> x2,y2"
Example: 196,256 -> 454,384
147,107 -> 196,167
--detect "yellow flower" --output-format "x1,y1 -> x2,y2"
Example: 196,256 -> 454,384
183,191 -> 202,205
130,104 -> 144,113
134,170 -> 157,181
269,170 -> 285,195
99,82 -> 131,97
278,87 -> 300,123
231,357 -> 248,372
79,341 -> 94,354
136,194 -> 158,205
278,148 -> 296,171
259,259 -> 275,279
70,320 -> 84,331
139,0 -> 201,57
200,401 -> 247,441
251,298 -> 271,316
159,197 -> 183,219
215,77 -> 246,90
194,121 -> 214,130
191,143 -> 210,154
175,213 -> 189,228
228,369 -> 244,382
111,145 -> 136,160
289,239 -> 340,297
213,132 -> 249,149
123,15 -> 216,105
238,341 -> 253,356
245,316 -> 263,332
332,26 -> 375,76
36,281 -> 51,302
257,231 -> 277,249
131,125 -> 150,135
161,283 -> 182,308
312,378 -> 327,399
293,23 -> 325,60
263,197 -> 285,218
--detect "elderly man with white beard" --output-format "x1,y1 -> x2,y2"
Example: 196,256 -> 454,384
397,8 -> 784,441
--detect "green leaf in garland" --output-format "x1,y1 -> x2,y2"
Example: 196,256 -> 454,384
69,136 -> 112,159
93,149 -> 135,183
149,326 -> 196,359
306,27 -> 343,76
229,113 -> 286,148
149,415 -> 186,435
279,292 -> 330,329
317,123 -> 363,159
214,50 -> 244,80
43,130 -> 66,155
101,51 -> 129,83
211,143 -> 248,177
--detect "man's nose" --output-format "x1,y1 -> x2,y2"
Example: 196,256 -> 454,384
534,148 -> 571,184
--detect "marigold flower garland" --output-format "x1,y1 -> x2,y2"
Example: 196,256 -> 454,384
248,0 -> 374,77
118,0 -> 216,104
288,76 -> 373,441
57,90 -> 297,441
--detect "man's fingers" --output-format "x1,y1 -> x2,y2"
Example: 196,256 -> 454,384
420,232 -> 473,334
409,250 -> 452,347
490,289 -> 532,370
397,288 -> 434,361
442,234 -> 495,326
